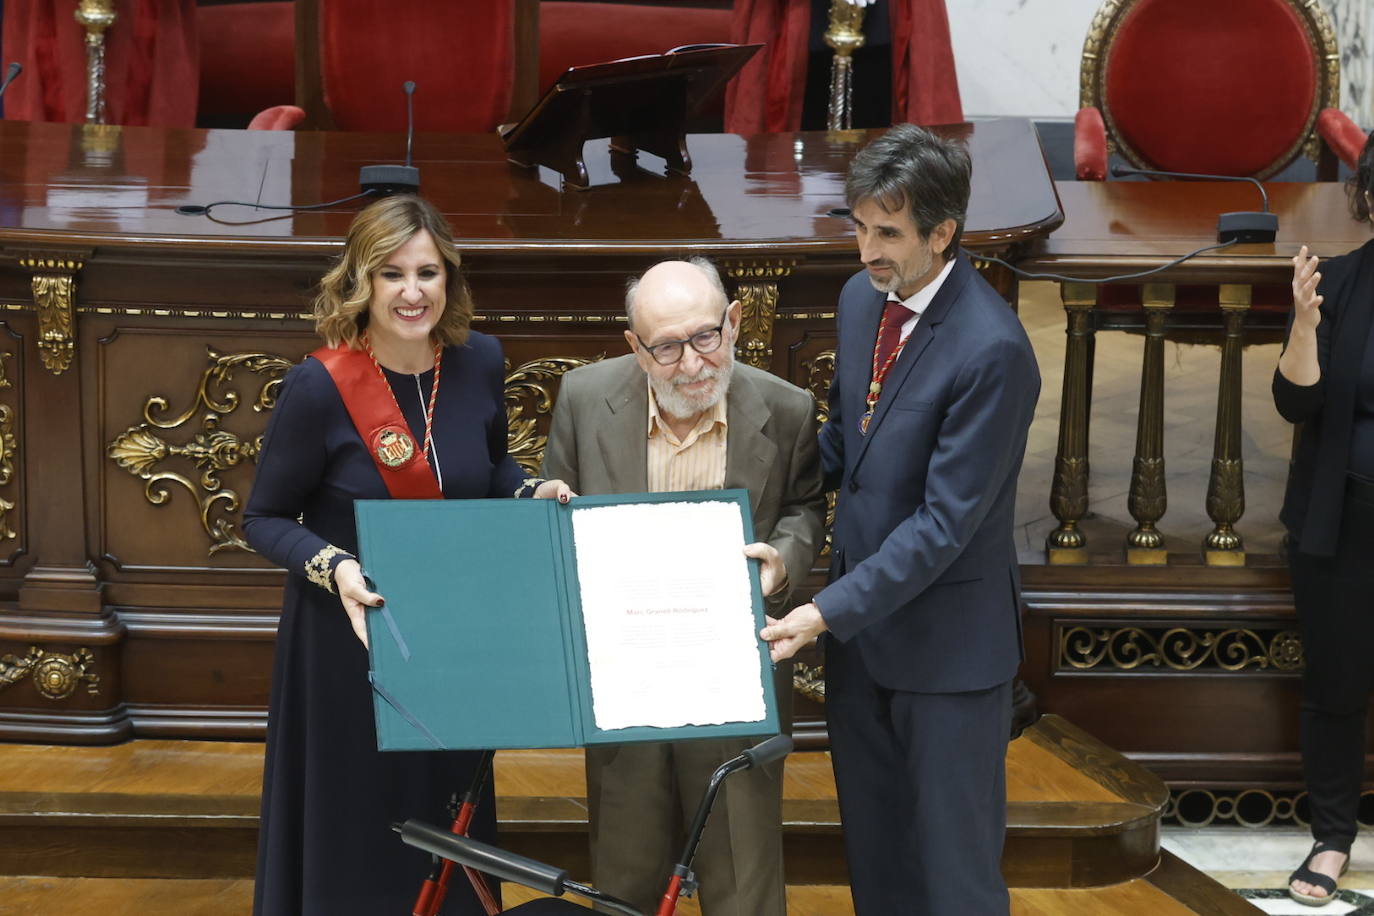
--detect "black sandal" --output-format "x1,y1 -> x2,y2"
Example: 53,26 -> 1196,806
1288,841 -> 1350,907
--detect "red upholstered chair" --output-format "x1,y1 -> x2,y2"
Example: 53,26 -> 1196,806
247,104 -> 306,131
1074,0 -> 1363,181
199,1 -> 296,128
265,0 -> 517,132
538,2 -> 732,96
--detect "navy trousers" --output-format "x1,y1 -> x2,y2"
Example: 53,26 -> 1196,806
825,633 -> 1012,916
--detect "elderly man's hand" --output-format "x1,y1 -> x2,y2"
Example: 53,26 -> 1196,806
742,542 -> 786,596
760,603 -> 828,663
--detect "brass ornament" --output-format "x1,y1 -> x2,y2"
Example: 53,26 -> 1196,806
793,662 -> 826,702
801,350 -> 837,555
725,260 -> 796,370
74,0 -> 117,125
1126,285 -> 1173,562
1204,287 -> 1250,563
1165,787 -> 1340,830
1059,624 -> 1303,672
0,646 -> 100,699
503,355 -> 601,475
824,0 -> 867,131
0,352 -> 17,542
107,348 -> 293,555
1046,285 -> 1095,562
79,305 -> 313,322
20,256 -> 83,375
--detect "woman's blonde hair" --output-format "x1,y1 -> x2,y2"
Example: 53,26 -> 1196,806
314,195 -> 473,349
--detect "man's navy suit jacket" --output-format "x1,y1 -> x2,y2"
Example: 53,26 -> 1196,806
815,254 -> 1041,695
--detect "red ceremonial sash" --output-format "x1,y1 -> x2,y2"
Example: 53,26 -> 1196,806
310,344 -> 443,500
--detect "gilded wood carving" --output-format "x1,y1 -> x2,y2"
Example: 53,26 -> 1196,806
20,256 -> 83,375
1060,624 -> 1302,672
725,260 -> 795,370
0,352 -> 17,542
0,646 -> 99,699
504,355 -> 602,475
107,348 -> 293,555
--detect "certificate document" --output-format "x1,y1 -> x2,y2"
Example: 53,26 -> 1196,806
357,490 -> 777,751
571,499 -> 767,731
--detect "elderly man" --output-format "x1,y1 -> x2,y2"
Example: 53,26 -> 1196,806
540,257 -> 826,916
763,125 -> 1041,915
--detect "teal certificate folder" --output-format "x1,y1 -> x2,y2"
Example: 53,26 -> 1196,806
355,489 -> 780,751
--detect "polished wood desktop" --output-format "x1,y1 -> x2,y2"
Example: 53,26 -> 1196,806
1025,180 -> 1370,281
0,117 -> 1061,743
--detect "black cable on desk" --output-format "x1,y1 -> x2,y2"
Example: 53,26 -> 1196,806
977,239 -> 1243,285
175,189 -> 380,219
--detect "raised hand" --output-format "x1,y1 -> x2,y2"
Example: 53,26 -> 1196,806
1292,245 -> 1323,333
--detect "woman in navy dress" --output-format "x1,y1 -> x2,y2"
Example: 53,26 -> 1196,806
244,194 -> 571,915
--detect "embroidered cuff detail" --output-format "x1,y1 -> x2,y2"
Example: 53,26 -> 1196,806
514,477 -> 544,499
305,545 -> 352,594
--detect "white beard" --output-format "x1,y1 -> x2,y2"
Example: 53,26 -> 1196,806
650,357 -> 734,420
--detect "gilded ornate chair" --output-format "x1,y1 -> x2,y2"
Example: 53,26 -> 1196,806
1073,0 -> 1364,181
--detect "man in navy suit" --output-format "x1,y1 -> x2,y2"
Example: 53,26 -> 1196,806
762,124 -> 1040,915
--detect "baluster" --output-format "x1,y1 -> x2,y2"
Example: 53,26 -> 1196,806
1126,283 -> 1174,564
1047,282 -> 1096,564
1203,284 -> 1250,565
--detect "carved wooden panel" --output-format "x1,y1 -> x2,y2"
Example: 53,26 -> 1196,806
97,327 -> 316,573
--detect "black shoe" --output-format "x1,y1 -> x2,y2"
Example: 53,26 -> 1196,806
1288,841 -> 1350,907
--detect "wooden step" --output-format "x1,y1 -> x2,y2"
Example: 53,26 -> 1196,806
496,714 -> 1168,889
0,853 -> 1261,916
0,715 -> 1162,889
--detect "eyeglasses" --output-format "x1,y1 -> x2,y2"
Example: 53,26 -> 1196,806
634,306 -> 730,366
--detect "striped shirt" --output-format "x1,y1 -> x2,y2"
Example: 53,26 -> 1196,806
645,380 -> 728,493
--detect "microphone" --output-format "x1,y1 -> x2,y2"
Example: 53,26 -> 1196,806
359,81 -> 421,196
1110,164 -> 1277,244
0,62 -> 23,100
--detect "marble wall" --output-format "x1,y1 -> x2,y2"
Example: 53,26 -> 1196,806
944,0 -> 1372,126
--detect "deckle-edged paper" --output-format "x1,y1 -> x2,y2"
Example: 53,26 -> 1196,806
571,499 -> 766,731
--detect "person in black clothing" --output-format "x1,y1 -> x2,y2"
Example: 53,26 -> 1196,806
1274,129 -> 1374,907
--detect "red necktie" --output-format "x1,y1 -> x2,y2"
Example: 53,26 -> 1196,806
873,299 -> 914,373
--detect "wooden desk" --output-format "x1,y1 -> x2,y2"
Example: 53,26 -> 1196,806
0,118 -> 1060,742
1024,180 -> 1370,281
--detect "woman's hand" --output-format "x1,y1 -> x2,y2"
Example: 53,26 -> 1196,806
1278,245 -> 1324,388
534,479 -> 576,503
1292,245 -> 1323,333
334,558 -> 383,648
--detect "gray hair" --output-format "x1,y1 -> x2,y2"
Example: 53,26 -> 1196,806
844,123 -> 971,263
624,257 -> 729,329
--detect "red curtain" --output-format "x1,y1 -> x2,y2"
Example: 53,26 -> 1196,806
1,0 -> 198,126
889,0 -> 962,126
725,0 -> 810,134
725,0 -> 963,133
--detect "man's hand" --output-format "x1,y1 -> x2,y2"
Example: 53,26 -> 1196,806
743,542 -> 786,596
760,602 -> 827,663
